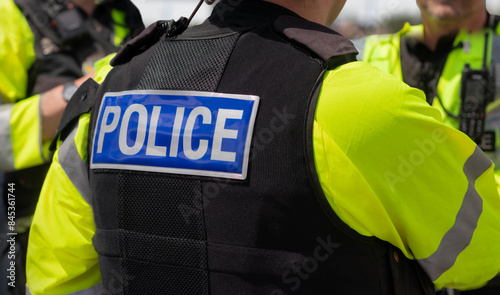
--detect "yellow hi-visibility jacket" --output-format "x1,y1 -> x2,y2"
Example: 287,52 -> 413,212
0,0 -> 48,171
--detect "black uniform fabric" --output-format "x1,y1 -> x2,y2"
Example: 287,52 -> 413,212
400,35 -> 455,105
89,1 -> 433,294
16,0 -> 144,94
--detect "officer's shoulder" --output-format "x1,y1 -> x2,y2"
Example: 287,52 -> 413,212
326,60 -> 409,95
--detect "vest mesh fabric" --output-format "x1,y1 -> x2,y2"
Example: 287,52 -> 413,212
137,35 -> 239,91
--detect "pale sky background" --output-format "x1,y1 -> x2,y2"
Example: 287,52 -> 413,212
338,0 -> 500,25
131,0 -> 500,28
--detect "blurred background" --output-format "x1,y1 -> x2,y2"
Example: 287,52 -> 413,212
130,0 -> 500,38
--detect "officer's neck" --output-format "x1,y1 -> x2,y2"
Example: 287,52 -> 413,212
264,0 -> 340,26
421,9 -> 487,51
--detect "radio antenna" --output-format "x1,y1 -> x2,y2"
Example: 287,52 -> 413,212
187,0 -> 217,27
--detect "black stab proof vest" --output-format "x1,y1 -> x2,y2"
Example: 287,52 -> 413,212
86,1 -> 434,294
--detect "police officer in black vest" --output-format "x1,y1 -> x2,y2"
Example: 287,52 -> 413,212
26,0 -> 500,294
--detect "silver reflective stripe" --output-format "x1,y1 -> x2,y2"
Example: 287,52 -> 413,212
37,95 -> 47,163
58,123 -> 92,206
418,146 -> 491,281
351,37 -> 367,61
492,34 -> 500,100
0,104 -> 15,171
26,283 -> 103,295
67,283 -> 103,295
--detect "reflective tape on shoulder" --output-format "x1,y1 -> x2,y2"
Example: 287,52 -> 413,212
0,104 -> 15,171
59,123 -> 92,206
91,90 -> 260,180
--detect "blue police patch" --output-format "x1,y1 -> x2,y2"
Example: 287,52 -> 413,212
91,90 -> 260,180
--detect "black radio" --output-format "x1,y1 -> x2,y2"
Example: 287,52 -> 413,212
15,0 -> 88,46
46,0 -> 87,44
459,32 -> 495,144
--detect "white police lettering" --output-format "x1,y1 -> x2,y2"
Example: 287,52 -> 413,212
91,90 -> 260,180
146,106 -> 166,157
169,107 -> 185,157
119,104 -> 148,156
97,106 -> 120,153
184,107 -> 212,160
212,109 -> 243,162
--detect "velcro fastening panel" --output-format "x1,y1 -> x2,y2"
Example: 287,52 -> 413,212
117,172 -> 205,240
116,172 -> 208,294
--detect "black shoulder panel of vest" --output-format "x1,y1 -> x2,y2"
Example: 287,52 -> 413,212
273,15 -> 359,68
49,78 -> 100,151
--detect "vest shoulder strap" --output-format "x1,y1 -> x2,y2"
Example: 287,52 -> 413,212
49,78 -> 100,151
273,15 -> 358,68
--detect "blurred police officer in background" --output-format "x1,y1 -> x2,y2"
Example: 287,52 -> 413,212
357,0 -> 500,180
0,0 -> 144,294
356,1 -> 500,294
26,0 -> 500,294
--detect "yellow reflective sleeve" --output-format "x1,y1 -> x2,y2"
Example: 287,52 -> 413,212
10,95 -> 50,169
314,61 -> 500,290
0,0 -> 35,102
94,54 -> 116,84
111,9 -> 129,47
26,114 -> 100,295
440,162 -> 500,290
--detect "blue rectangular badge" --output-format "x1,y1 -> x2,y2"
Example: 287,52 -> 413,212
91,90 -> 260,180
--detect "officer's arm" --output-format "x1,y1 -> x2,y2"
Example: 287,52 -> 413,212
26,55 -> 115,294
0,0 -> 39,171
40,73 -> 94,140
26,113 -> 102,295
1,73 -> 91,173
314,61 -> 500,290
0,95 -> 50,171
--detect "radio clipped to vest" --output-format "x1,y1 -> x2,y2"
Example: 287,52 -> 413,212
15,0 -> 87,49
459,32 -> 496,146
50,2 -> 87,44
